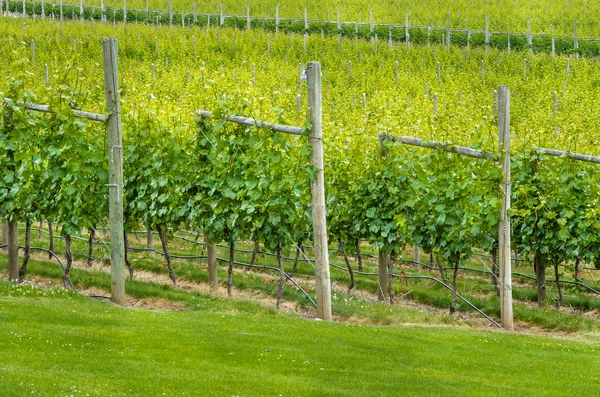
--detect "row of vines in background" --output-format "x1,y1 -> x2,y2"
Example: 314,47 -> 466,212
5,0 -> 600,56
1,17 -> 600,307
6,0 -> 600,37
1,18 -> 599,155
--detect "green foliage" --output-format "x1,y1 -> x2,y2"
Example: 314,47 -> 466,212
512,152 -> 600,269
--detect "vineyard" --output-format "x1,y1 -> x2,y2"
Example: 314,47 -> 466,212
6,0 -> 600,55
6,0 -> 600,35
1,2 -> 600,336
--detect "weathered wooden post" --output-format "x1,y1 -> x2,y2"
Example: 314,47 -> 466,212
2,105 -> 18,282
405,12 -> 409,49
527,18 -> 532,49
413,246 -> 420,264
1,220 -> 8,252
574,20 -> 579,57
60,0 -> 63,35
102,38 -> 125,306
378,251 -> 390,301
246,4 -> 250,30
306,62 -> 332,321
204,234 -> 218,292
275,4 -> 279,34
497,85 -> 513,330
485,16 -> 489,48
7,219 -> 18,282
445,12 -> 451,47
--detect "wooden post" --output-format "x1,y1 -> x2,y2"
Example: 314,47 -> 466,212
378,250 -> 389,301
369,9 -> 373,33
102,38 -> 125,306
205,234 -> 217,292
246,4 -> 250,30
413,246 -> 420,264
60,0 -> 63,35
337,8 -> 340,30
2,105 -> 18,282
480,59 -> 484,82
275,4 -> 279,34
405,12 -> 409,49
0,220 -> 8,252
7,220 -> 18,282
574,20 -> 579,57
485,16 -> 489,47
45,64 -> 49,87
304,6 -> 308,31
527,18 -> 532,48
497,85 -> 513,330
374,34 -> 378,54
445,12 -> 450,47
306,62 -> 332,321
146,227 -> 153,249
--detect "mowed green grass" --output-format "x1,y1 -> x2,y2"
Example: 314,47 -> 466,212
0,281 -> 599,397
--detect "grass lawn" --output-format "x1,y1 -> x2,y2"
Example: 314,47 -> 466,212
0,281 -> 599,396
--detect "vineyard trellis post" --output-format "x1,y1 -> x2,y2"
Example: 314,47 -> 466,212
376,86 -> 514,328
195,62 -> 332,320
7,219 -> 18,281
306,62 -> 333,321
378,251 -> 390,301
2,103 -> 19,282
205,234 -> 217,292
102,38 -> 126,306
497,85 -> 513,330
1,219 -> 8,251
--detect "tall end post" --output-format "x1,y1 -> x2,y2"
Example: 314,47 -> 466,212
306,62 -> 332,321
102,38 -> 125,306
497,85 -> 513,330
